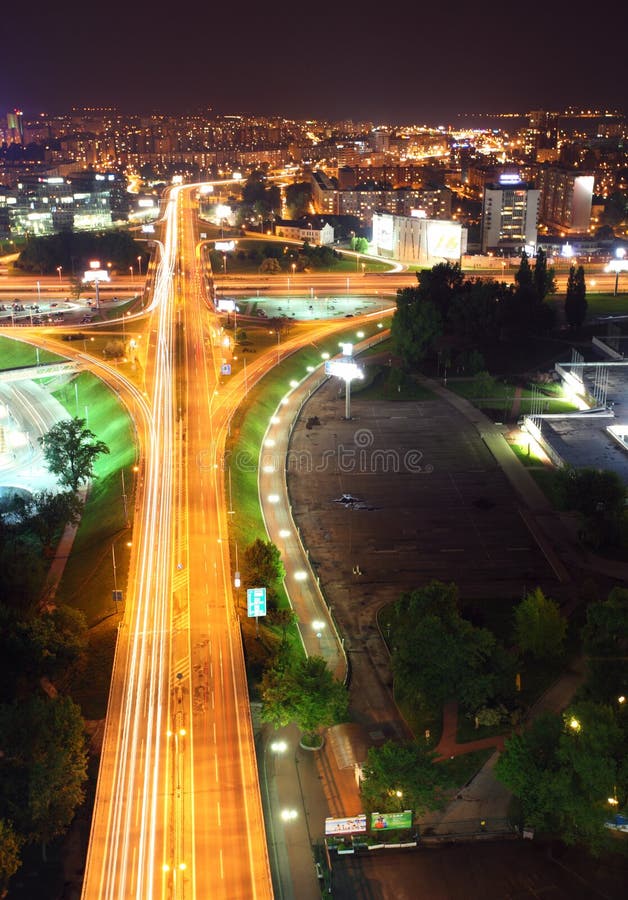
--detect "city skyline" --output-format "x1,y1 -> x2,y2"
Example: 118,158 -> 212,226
2,1 -> 626,124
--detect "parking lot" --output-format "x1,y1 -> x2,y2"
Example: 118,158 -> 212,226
287,379 -> 557,613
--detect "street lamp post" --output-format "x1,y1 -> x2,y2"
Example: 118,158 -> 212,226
129,265 -> 134,283
137,255 -> 143,277
614,248 -> 626,296
36,280 -> 41,305
57,265 -> 62,285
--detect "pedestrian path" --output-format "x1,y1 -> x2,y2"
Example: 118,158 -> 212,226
40,484 -> 89,610
435,702 -> 506,760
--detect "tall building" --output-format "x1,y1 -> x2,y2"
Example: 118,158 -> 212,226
526,110 -> 559,157
536,167 -> 594,234
6,109 -> 24,144
481,175 -> 539,253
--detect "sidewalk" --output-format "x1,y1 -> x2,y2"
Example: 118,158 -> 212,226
435,702 -> 506,760
40,484 -> 89,609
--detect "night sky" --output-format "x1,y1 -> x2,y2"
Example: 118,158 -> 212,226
2,1 -> 626,123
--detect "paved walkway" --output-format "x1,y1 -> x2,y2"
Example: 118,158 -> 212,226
435,702 -> 506,760
40,484 -> 89,609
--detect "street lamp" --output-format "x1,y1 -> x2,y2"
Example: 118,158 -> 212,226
614,247 -> 626,296
56,265 -> 62,285
270,329 -> 280,364
137,255 -> 143,276
327,342 -> 364,420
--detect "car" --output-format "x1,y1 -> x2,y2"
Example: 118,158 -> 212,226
50,302 -> 58,307
344,313 -> 354,317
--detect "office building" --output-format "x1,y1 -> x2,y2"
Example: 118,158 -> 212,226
536,167 -> 594,234
481,175 -> 539,253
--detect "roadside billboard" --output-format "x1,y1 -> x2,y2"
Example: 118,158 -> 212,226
324,815 -> 367,836
370,810 -> 413,831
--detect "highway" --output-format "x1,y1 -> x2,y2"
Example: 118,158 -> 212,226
79,183 -> 273,899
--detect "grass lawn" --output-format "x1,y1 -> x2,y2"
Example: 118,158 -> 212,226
440,748 -> 495,786
352,366 -> 436,401
0,334 -> 64,369
209,239 -> 393,275
447,377 -> 577,419
52,370 -> 137,626
550,292 -> 628,319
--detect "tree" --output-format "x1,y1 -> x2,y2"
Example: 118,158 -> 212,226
0,695 -> 88,852
472,370 -> 497,407
564,264 -> 587,328
0,819 -> 22,898
8,489 -> 83,555
266,607 -> 296,643
259,257 -> 281,274
495,702 -> 627,854
533,248 -> 556,301
514,251 -> 533,291
260,655 -> 348,743
350,236 -> 369,254
514,588 -> 567,661
284,182 -> 312,219
391,289 -> 443,368
103,339 -> 126,359
554,466 -> 624,548
581,588 -> 628,703
241,538 -> 285,608
360,741 -> 454,817
390,581 -> 512,714
68,274 -> 84,300
38,417 -> 109,492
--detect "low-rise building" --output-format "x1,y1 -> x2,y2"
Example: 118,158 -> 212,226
274,216 -> 334,245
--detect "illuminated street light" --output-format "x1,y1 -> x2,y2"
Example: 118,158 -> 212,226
281,809 -> 298,821
56,265 -> 62,284
326,343 -> 364,420
568,717 -> 581,732
606,248 -> 627,296
137,255 -> 143,276
312,619 -> 325,639
83,260 -> 110,310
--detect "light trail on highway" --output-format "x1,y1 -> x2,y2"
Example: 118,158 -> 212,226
79,181 -> 273,900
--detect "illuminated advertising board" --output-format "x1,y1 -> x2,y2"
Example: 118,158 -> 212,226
325,815 -> 367,836
370,810 -> 413,831
373,214 -> 394,253
215,240 -> 236,252
426,221 -> 461,260
499,173 -> 521,185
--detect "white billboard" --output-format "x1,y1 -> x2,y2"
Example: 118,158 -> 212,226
373,214 -> 394,253
426,221 -> 461,260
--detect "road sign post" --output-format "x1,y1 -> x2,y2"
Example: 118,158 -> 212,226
246,587 -> 267,637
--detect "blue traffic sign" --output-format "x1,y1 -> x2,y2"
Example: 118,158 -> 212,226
221,363 -> 232,375
246,587 -> 267,617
